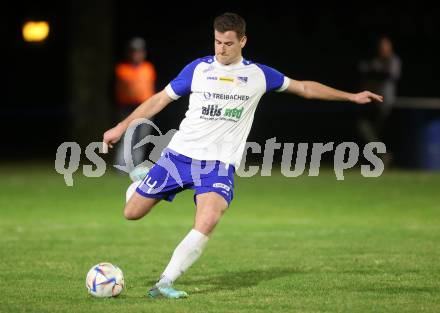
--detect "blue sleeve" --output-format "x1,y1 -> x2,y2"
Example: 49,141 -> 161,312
256,64 -> 285,92
169,59 -> 202,97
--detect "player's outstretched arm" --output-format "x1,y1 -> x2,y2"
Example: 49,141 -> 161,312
284,79 -> 383,104
103,89 -> 174,149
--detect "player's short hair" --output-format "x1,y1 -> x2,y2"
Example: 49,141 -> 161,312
214,12 -> 246,39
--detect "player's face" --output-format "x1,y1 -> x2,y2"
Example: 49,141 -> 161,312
214,30 -> 247,65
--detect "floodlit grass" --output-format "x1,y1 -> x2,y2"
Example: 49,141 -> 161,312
1,162 -> 439,312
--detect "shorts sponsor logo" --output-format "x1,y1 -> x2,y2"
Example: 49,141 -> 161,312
213,183 -> 231,192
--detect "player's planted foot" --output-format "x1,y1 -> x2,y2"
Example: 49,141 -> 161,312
147,286 -> 161,298
147,286 -> 188,299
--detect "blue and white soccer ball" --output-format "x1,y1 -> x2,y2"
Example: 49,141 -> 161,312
86,262 -> 124,297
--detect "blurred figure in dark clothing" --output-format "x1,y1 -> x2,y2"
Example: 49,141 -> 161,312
358,36 -> 401,164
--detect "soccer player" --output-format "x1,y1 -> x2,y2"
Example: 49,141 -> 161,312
103,12 -> 383,299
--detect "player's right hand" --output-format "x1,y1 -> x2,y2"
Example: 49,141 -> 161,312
103,124 -> 125,150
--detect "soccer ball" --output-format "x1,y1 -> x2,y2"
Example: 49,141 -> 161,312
86,262 -> 124,297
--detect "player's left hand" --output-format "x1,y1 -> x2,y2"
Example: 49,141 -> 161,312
351,91 -> 383,104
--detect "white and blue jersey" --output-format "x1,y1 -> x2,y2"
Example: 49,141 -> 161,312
137,56 -> 289,205
165,56 -> 290,168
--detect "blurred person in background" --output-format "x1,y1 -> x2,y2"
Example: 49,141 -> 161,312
114,37 -> 157,168
358,36 -> 401,164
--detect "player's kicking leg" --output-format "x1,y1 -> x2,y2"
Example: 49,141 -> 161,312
148,192 -> 228,299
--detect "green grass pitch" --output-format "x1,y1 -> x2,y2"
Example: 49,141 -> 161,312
1,162 -> 440,313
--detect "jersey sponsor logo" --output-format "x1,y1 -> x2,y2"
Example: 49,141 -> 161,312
237,76 -> 248,83
236,76 -> 248,86
219,77 -> 234,83
201,105 -> 244,121
224,107 -> 243,119
202,105 -> 222,117
213,182 -> 231,192
203,92 -> 250,101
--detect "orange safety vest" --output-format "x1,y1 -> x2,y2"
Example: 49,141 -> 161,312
115,61 -> 156,106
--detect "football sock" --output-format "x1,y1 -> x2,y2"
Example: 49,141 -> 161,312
126,181 -> 140,203
156,229 -> 209,287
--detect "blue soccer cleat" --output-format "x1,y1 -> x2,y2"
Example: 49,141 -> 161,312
147,286 -> 188,299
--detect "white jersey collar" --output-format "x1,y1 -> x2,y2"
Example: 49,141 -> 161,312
213,56 -> 245,70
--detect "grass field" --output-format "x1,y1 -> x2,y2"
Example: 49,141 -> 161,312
1,162 -> 440,313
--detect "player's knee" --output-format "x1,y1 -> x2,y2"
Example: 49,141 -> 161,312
123,206 -> 141,220
205,217 -> 219,229
123,202 -> 147,220
123,193 -> 159,220
197,218 -> 220,235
